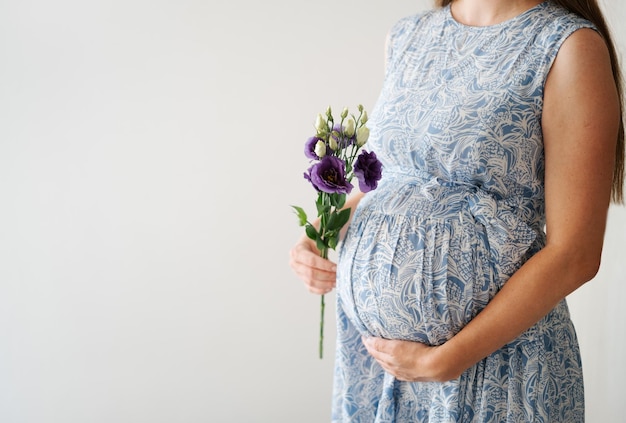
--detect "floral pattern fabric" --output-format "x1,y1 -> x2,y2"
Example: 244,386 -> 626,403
333,2 -> 592,422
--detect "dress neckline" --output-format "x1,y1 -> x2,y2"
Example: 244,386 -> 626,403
446,1 -> 549,30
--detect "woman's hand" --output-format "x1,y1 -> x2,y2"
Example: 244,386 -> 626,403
289,192 -> 364,295
362,336 -> 457,382
289,235 -> 336,295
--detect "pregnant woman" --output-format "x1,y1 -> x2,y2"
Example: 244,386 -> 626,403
290,0 -> 624,421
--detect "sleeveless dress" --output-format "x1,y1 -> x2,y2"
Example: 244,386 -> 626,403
334,2 -> 593,422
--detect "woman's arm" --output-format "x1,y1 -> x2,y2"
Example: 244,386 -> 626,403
289,191 -> 365,295
363,28 -> 620,381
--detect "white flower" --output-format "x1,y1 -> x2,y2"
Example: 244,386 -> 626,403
356,126 -> 370,146
314,140 -> 327,158
344,118 -> 356,137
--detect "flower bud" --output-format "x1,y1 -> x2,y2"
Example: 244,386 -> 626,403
328,134 -> 339,151
341,107 -> 349,119
326,105 -> 332,119
361,111 -> 368,125
315,114 -> 326,133
314,140 -> 327,158
358,104 -> 364,113
344,118 -> 356,138
356,126 -> 370,147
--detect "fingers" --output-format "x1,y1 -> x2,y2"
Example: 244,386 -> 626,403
363,336 -> 401,377
362,336 -> 395,361
291,241 -> 336,271
289,240 -> 337,295
362,336 -> 432,382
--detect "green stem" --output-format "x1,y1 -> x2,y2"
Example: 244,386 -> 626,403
319,246 -> 328,359
320,294 -> 325,359
319,193 -> 328,239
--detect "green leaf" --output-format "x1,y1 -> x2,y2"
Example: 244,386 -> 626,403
291,205 -> 308,226
316,236 -> 327,252
323,229 -> 337,239
316,194 -> 330,216
334,208 -> 351,229
325,214 -> 339,232
335,194 -> 347,209
316,201 -> 330,217
325,207 -> 351,232
330,193 -> 346,209
305,224 -> 318,241
327,234 -> 339,250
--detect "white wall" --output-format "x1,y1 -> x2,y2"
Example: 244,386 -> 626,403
0,1 -> 623,422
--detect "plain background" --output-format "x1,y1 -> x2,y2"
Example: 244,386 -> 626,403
0,0 -> 624,422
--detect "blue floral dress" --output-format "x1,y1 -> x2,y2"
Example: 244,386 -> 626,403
334,2 -> 592,422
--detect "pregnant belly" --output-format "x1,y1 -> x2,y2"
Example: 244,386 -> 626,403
337,206 -> 495,346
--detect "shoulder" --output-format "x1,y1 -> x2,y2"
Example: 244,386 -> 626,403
548,27 -> 613,92
514,2 -> 599,77
532,2 -> 596,47
387,8 -> 442,43
385,8 -> 444,60
557,27 -> 608,61
540,2 -> 610,81
543,25 -> 618,146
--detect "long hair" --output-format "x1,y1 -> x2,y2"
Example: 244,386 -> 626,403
436,0 -> 625,203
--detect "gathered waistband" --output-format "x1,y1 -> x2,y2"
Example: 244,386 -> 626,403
364,170 -> 541,281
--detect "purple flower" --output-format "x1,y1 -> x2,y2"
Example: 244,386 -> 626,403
331,124 -> 356,150
354,150 -> 382,193
304,156 -> 353,194
305,136 -> 324,160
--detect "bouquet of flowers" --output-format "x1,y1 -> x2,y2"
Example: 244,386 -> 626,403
292,105 -> 382,358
